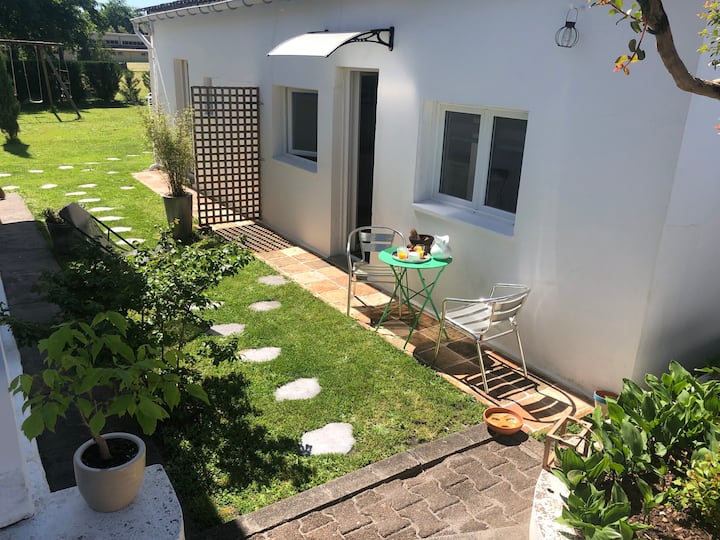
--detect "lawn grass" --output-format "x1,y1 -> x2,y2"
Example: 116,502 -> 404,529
1,106 -> 487,534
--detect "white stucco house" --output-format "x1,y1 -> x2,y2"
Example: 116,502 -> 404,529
132,0 -> 720,397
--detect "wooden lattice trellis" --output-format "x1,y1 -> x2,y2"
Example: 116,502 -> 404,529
191,86 -> 261,226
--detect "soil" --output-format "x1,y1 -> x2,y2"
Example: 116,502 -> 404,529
81,437 -> 139,469
631,503 -> 715,539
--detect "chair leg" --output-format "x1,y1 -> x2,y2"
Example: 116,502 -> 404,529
476,340 -> 489,393
513,322 -> 528,377
346,276 -> 353,316
433,318 -> 446,364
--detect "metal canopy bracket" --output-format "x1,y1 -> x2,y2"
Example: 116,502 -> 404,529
268,27 -> 394,57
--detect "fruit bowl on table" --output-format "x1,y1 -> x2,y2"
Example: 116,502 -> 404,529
483,407 -> 524,435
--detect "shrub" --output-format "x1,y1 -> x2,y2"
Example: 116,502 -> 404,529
667,452 -> 720,535
0,56 -> 20,141
119,69 -> 141,104
82,61 -> 122,102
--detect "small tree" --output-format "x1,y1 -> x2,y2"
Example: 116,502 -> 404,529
142,107 -> 195,197
0,55 -> 20,142
119,69 -> 141,104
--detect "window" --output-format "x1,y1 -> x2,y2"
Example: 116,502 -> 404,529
436,105 -> 527,216
287,89 -> 318,162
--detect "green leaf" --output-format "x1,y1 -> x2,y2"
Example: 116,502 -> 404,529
628,39 -> 637,52
163,382 -> 181,409
186,382 -> 209,404
76,397 -> 93,419
621,420 -> 643,456
22,411 -> 46,440
88,412 -> 106,436
106,394 -> 135,417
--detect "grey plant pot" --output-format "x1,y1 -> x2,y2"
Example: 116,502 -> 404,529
46,220 -> 77,255
162,192 -> 193,241
73,432 -> 146,512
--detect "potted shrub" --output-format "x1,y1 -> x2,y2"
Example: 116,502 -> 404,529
42,207 -> 76,255
9,311 -> 208,512
142,107 -> 195,242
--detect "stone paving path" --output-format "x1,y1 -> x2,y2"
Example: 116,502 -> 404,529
193,424 -> 542,540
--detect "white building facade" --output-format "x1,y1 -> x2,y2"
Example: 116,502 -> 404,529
133,0 -> 720,397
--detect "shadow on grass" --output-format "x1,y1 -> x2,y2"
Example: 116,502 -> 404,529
157,372 -> 315,535
3,138 -> 31,158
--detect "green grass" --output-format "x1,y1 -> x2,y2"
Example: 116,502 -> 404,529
1,107 -> 487,534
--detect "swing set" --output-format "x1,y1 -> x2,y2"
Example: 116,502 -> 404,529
0,38 -> 81,120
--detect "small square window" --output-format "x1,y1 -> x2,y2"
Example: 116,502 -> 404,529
287,89 -> 318,162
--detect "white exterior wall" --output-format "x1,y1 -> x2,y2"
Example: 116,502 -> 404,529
141,0 -> 717,396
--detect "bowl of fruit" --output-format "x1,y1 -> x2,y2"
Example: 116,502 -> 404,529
483,407 -> 524,436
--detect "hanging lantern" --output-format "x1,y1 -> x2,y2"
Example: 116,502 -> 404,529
555,8 -> 579,48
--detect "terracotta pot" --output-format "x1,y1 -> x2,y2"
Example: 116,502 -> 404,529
162,192 -> 193,241
483,406 -> 524,436
73,432 -> 146,512
593,390 -> 618,416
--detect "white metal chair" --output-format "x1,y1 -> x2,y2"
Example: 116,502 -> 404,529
434,283 -> 530,392
346,226 -> 405,316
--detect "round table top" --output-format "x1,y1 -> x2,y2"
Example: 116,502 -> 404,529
379,247 -> 452,269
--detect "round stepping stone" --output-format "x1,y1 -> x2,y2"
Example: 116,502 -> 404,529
126,154 -> 139,157
98,216 -> 123,222
0,173 -> 11,177
258,275 -> 289,286
111,226 -> 132,233
78,183 -> 97,188
65,191 -> 87,196
79,198 -> 101,203
300,423 -> 355,456
84,161 -> 99,165
239,347 -> 281,362
249,300 -> 281,312
29,170 -> 44,174
206,323 -> 245,336
58,165 -> 74,170
89,207 -> 114,212
2,185 -> 19,191
106,157 -> 121,161
80,169 -> 93,172
40,183 -> 57,189
120,186 -> 136,190
107,171 -> 119,175
121,238 -> 145,245
275,378 -> 321,401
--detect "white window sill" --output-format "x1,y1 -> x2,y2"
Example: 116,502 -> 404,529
413,200 -> 515,237
272,153 -> 318,174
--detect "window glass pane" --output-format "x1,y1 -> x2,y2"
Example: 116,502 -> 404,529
291,91 -> 317,156
439,111 -> 480,201
485,117 -> 527,213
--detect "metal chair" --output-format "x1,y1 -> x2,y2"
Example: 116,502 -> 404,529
346,226 -> 405,316
434,283 -> 530,392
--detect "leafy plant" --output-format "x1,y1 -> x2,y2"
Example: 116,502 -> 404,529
9,311 -> 208,461
0,54 -> 20,142
119,69 -> 141,104
41,207 -> 65,224
142,106 -> 195,197
666,452 -> 720,535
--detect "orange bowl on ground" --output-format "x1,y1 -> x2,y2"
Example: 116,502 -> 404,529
483,407 -> 523,436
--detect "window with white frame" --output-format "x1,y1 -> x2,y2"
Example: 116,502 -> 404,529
286,89 -> 318,162
436,105 -> 527,217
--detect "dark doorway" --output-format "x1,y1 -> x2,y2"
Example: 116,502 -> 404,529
355,72 -> 378,228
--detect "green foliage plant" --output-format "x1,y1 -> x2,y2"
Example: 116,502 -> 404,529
666,452 -> 720,535
9,311 -> 209,461
119,69 -> 141,104
82,61 -> 122,103
0,55 -> 20,141
142,106 -> 195,197
553,361 -> 720,538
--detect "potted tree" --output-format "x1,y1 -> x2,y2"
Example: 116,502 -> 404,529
142,107 -> 195,242
9,311 -> 208,512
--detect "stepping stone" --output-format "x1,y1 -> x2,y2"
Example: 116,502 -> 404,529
2,185 -> 19,191
107,171 -> 119,175
120,186 -> 136,190
58,165 -> 74,170
98,216 -> 123,221
89,206 -> 114,212
258,275 -> 289,286
79,198 -> 101,203
206,323 -> 245,336
300,423 -> 355,456
111,226 -> 131,233
126,154 -> 139,157
84,161 -> 99,165
106,157 -> 121,161
249,300 -> 281,312
40,183 -> 56,189
29,170 -> 44,174
275,378 -> 321,401
121,238 -> 145,245
80,169 -> 93,172
239,347 -> 281,362
78,183 -> 97,188
0,173 -> 11,177
65,191 -> 87,196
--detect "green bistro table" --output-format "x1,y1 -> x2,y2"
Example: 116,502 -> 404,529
376,246 -> 452,348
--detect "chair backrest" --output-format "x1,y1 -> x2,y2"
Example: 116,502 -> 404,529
488,284 -> 530,324
59,202 -> 134,253
347,226 -> 404,264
